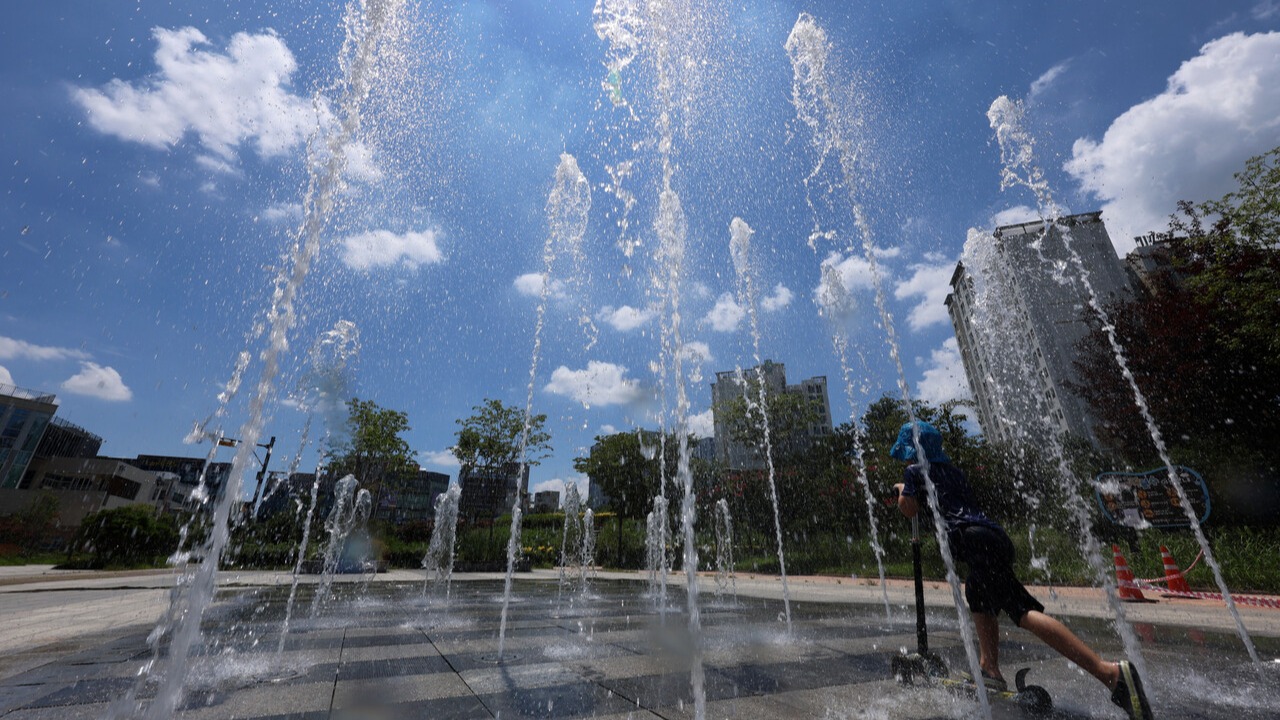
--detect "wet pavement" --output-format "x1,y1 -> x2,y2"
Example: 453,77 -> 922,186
0,575 -> 1277,719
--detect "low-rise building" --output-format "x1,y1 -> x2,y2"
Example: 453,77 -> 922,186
16,457 -> 159,525
532,490 -> 560,513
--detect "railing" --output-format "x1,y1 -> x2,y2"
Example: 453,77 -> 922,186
0,383 -> 57,404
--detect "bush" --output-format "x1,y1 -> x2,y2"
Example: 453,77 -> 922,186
72,505 -> 178,568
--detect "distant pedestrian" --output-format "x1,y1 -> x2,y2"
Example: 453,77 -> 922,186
890,420 -> 1153,719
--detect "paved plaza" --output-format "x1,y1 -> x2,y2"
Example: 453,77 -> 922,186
1,569 -> 1278,719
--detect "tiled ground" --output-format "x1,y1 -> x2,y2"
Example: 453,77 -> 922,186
1,577 -> 1277,719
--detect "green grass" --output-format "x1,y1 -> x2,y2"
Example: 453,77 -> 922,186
0,552 -> 70,566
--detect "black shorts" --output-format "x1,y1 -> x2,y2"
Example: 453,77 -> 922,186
952,524 -> 1044,624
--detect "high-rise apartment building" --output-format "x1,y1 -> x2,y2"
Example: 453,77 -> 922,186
710,361 -> 832,470
946,212 -> 1134,448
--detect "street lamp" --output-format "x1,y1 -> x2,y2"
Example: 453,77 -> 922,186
212,435 -> 277,514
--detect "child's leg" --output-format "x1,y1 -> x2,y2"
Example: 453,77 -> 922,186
1016,610 -> 1120,688
973,611 -> 1003,680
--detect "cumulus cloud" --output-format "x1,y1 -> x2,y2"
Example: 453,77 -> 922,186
195,154 -> 237,175
262,203 -> 302,223
72,27 -> 319,160
340,229 -> 445,270
530,476 -> 589,505
894,257 -> 956,332
679,341 -> 713,364
1065,31 -> 1280,254
688,408 -> 714,439
0,335 -> 90,362
813,250 -> 879,318
0,365 -> 12,386
596,305 -> 655,332
544,361 -> 646,407
915,338 -> 970,409
61,362 -> 133,401
513,273 -> 567,299
990,205 -> 1041,229
704,293 -> 745,332
760,283 -> 794,312
422,449 -> 460,468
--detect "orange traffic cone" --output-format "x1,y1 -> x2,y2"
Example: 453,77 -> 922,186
1112,545 -> 1150,602
1160,545 -> 1191,594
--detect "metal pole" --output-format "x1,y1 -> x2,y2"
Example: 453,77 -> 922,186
250,436 -> 276,516
912,515 -> 928,656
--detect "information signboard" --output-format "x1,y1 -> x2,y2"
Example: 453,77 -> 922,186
1094,466 -> 1210,529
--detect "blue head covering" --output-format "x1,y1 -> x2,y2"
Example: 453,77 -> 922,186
889,420 -> 950,463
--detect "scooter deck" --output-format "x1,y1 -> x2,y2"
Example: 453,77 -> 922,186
940,668 -> 1053,715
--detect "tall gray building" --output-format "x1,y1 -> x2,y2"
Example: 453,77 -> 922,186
946,212 -> 1134,449
710,361 -> 832,470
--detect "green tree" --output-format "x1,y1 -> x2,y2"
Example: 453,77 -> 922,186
14,492 -> 60,553
1074,147 -> 1280,467
330,398 -> 416,509
454,399 -> 553,472
572,431 -> 659,520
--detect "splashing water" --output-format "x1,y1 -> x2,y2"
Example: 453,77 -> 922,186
645,494 -> 670,602
115,3 -> 409,716
713,499 -> 737,605
278,320 -> 361,652
498,153 -> 593,661
580,508 -> 596,594
422,484 -> 461,602
558,483 -> 585,606
728,217 -> 793,632
817,264 -> 892,619
787,14 -> 990,717
311,476 -> 362,616
987,95 -> 1260,668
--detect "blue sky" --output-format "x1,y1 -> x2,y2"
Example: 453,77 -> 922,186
3,1 -> 1279,500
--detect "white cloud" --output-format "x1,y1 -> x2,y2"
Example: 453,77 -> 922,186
688,408 -> 714,439
194,154 -> 237,175
813,250 -> 879,319
544,361 -> 646,407
689,281 -> 712,300
262,203 -> 302,223
61,362 -> 133,401
704,293 -> 745,333
915,338 -> 970,408
760,283 -> 794,312
894,259 -> 956,332
990,205 -> 1041,229
1255,1 -> 1280,20
596,305 -> 655,332
530,476 -> 589,505
340,229 -> 445,270
0,365 -> 13,386
679,341 -> 714,364
513,273 -> 567,299
72,27 -> 319,161
1028,60 -> 1071,104
598,424 -> 617,436
0,336 -> 90,362
422,449 -> 460,468
1065,31 -> 1280,254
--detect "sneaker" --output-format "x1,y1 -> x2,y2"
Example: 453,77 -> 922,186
1110,661 -> 1154,719
958,670 -> 1009,693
